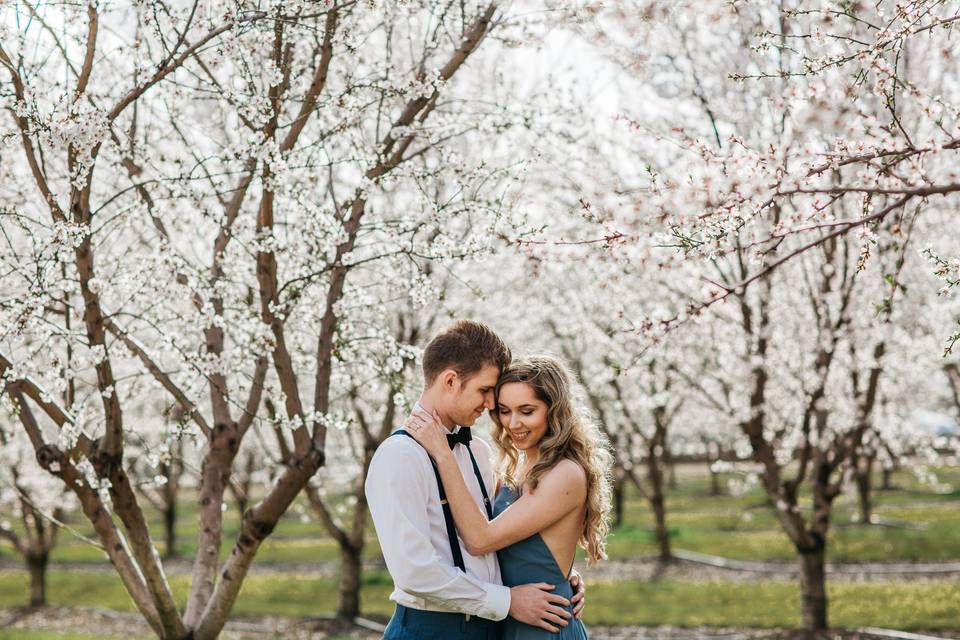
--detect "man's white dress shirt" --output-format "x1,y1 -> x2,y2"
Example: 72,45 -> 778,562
365,414 -> 510,621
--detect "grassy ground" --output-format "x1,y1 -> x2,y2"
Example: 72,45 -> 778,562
1,465 -> 959,631
594,464 -> 960,563
1,570 -> 958,630
2,465 -> 957,566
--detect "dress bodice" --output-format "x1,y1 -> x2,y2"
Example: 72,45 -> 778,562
493,485 -> 588,639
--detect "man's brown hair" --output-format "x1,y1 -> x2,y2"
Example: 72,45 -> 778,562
422,320 -> 511,385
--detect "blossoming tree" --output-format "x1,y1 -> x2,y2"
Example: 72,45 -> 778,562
0,1 -> 518,637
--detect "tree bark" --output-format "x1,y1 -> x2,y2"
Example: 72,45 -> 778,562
881,467 -> 894,490
184,429 -> 237,626
647,442 -> 671,561
648,412 -> 672,562
337,545 -> 363,619
611,470 -> 625,529
26,551 -> 48,608
799,546 -> 828,633
651,492 -> 671,561
234,493 -> 249,521
163,500 -> 178,560
709,461 -> 721,496
193,451 -> 322,640
856,456 -> 874,524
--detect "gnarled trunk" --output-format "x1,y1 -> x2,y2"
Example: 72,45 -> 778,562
799,546 -> 828,632
647,445 -> 671,561
881,467 -> 894,490
666,456 -> 677,490
709,461 -> 721,496
855,457 -> 874,524
235,493 -> 249,521
26,551 -> 49,607
647,416 -> 671,562
337,545 -> 363,619
651,492 -> 671,561
163,500 -> 178,559
611,470 -> 625,529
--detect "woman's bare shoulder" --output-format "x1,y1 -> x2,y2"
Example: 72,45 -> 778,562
537,458 -> 587,495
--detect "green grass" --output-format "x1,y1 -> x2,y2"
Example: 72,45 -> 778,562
0,465 -> 960,563
2,465 -> 959,568
585,579 -> 960,629
3,465 -> 960,634
1,570 -> 958,630
588,516 -> 960,563
587,465 -> 960,563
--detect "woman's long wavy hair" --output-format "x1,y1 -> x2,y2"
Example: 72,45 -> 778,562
492,355 -> 613,564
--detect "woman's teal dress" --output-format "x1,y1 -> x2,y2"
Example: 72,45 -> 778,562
493,485 -> 589,640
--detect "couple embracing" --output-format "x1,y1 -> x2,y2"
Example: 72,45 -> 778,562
366,320 -> 613,639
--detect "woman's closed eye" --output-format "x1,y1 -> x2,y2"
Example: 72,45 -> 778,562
498,407 -> 533,416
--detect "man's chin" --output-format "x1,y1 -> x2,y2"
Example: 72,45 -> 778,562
460,411 -> 484,426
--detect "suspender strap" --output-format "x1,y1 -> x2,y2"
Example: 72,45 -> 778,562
391,429 -> 491,572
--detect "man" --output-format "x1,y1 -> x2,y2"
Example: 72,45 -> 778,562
366,320 -> 584,639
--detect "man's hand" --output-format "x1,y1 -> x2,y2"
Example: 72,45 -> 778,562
569,569 -> 585,619
509,583 -> 572,632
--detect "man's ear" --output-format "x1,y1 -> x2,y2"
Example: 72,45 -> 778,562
438,368 -> 460,392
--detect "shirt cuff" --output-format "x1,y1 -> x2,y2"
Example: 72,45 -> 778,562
481,583 -> 511,621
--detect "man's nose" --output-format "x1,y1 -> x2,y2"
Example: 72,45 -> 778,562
483,392 -> 495,410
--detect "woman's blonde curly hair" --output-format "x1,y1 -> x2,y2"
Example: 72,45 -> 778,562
491,355 -> 613,564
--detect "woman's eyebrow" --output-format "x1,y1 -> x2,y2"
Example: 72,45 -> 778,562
498,403 -> 536,410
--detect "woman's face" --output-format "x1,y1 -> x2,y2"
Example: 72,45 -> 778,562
496,382 -> 549,452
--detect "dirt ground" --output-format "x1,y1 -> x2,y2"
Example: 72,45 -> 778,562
2,606 -> 958,640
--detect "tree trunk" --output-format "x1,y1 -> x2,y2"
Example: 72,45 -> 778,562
650,492 -> 671,562
336,544 -> 363,619
709,461 -> 721,496
799,546 -> 828,633
611,470 -> 625,529
27,551 -> 48,607
856,457 -> 873,524
881,467 -> 894,490
235,492 -> 249,521
163,501 -> 178,559
647,453 -> 671,561
666,457 -> 677,490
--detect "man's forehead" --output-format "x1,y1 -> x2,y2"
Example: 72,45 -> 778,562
475,364 -> 500,386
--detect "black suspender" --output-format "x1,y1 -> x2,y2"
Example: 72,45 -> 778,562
392,429 -> 492,571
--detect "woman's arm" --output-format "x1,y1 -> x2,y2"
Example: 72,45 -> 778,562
437,453 -> 586,555
406,409 -> 586,556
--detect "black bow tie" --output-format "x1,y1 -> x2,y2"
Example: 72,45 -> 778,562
447,427 -> 472,449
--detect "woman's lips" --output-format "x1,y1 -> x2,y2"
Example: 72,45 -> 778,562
511,430 -> 531,444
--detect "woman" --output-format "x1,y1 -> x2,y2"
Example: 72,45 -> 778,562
406,355 -> 612,639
